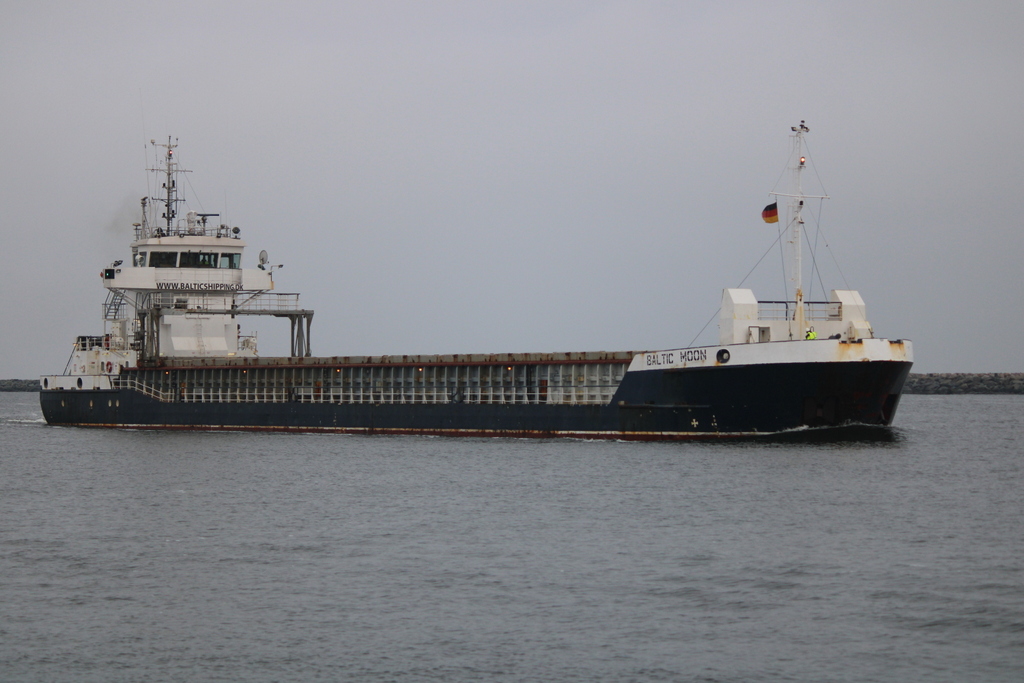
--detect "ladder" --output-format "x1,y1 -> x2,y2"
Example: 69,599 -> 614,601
103,290 -> 126,320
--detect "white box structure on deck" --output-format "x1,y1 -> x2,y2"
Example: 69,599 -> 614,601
719,288 -> 874,345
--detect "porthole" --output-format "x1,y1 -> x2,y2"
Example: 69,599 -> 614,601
89,400 -> 93,409
108,400 -> 112,407
116,400 -> 120,407
716,349 -> 731,364
77,377 -> 83,388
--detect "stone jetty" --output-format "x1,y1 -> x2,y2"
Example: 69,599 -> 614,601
903,373 -> 1024,394
0,379 -> 40,392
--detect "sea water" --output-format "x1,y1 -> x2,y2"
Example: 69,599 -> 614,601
1,392 -> 1021,682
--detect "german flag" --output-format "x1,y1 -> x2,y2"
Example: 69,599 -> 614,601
761,202 -> 779,223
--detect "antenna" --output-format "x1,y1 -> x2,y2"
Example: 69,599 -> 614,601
257,250 -> 283,272
147,137 -> 191,234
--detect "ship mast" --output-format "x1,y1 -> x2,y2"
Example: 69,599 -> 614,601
790,122 -> 808,338
148,137 -> 190,233
772,121 -> 826,340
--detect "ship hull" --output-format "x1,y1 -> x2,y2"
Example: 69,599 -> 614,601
40,359 -> 912,440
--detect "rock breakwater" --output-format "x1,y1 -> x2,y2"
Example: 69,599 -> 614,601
0,379 -> 39,392
904,373 -> 1024,394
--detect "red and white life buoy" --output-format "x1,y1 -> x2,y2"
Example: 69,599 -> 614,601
105,361 -> 113,373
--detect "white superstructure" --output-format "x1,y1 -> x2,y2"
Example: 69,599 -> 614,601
719,287 -> 874,345
50,138 -> 312,390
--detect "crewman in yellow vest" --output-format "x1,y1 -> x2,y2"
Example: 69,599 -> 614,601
805,328 -> 817,340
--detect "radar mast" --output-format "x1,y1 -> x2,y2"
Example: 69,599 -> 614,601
147,137 -> 191,234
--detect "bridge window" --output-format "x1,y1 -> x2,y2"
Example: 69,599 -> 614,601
179,252 -> 219,268
149,251 -> 178,268
219,253 -> 240,269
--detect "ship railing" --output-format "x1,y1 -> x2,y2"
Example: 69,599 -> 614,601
112,375 -> 175,402
124,381 -> 623,405
757,300 -> 842,321
148,292 -> 303,312
181,386 -> 292,404
232,293 -> 302,312
134,223 -> 237,241
291,383 -> 623,406
73,334 -> 130,352
74,335 -> 108,351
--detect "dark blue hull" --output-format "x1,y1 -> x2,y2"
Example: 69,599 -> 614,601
40,360 -> 912,439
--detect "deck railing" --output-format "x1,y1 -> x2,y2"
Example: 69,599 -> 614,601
111,375 -> 175,402
757,300 -> 842,321
148,292 -> 303,312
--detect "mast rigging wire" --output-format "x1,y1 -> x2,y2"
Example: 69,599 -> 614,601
686,227 -> 789,347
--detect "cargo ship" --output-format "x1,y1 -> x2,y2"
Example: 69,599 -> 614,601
40,126 -> 913,439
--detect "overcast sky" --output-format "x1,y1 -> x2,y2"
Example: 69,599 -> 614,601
2,0 -> 1022,377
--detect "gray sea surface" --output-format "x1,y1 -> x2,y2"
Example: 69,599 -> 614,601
1,393 -> 1022,682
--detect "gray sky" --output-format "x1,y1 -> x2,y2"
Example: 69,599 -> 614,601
2,0 -> 1022,376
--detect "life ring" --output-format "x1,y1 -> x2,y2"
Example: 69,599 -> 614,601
106,361 -> 113,373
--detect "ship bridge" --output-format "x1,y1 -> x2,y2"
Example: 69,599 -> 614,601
88,138 -> 313,366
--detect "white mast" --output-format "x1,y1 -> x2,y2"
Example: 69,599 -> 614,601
790,121 -> 808,339
772,121 -> 826,340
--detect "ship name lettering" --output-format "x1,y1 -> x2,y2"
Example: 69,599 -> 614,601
646,349 -> 706,367
646,351 -> 679,366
